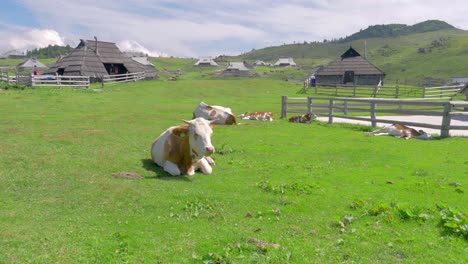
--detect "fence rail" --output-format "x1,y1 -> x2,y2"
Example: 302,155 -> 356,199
281,96 -> 468,138
304,82 -> 464,99
101,72 -> 145,86
32,75 -> 90,88
423,84 -> 464,98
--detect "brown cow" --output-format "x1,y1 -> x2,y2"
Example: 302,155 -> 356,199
288,113 -> 316,124
151,118 -> 217,176
365,124 -> 432,140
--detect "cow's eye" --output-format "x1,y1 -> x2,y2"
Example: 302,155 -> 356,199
193,133 -> 199,140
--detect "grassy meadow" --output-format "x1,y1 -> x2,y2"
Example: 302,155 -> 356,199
0,75 -> 467,263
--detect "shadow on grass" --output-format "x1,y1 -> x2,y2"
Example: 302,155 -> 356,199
141,159 -> 192,182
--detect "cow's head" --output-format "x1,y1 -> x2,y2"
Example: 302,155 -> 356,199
183,117 -> 217,160
414,130 -> 432,140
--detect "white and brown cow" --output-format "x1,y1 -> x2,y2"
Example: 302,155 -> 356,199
365,124 -> 432,140
288,113 -> 316,124
151,117 -> 217,176
193,102 -> 237,125
238,111 -> 274,121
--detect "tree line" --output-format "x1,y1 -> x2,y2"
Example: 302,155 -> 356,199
26,45 -> 74,59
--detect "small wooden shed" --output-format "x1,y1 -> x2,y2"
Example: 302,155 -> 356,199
315,47 -> 385,86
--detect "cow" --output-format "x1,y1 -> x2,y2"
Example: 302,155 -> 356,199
288,113 -> 316,124
193,101 -> 237,125
364,124 -> 432,140
151,117 -> 217,176
238,111 -> 274,121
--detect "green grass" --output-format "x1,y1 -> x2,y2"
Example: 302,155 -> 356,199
0,78 -> 467,263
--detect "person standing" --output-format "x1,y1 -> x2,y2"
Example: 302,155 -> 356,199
33,65 -> 38,76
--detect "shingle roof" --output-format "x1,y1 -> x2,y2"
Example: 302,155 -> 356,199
16,58 -> 49,69
194,57 -> 218,66
316,56 -> 384,76
316,47 -> 384,76
45,39 -> 155,78
226,62 -> 249,71
274,57 -> 296,66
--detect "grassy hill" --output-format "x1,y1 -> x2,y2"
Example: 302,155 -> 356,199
236,21 -> 468,85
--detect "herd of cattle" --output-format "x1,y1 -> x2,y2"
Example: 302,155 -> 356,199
150,102 -> 431,176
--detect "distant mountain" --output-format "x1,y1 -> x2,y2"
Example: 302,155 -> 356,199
343,20 -> 456,42
236,20 -> 468,84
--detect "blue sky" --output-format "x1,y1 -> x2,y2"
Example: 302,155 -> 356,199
1,0 -> 467,57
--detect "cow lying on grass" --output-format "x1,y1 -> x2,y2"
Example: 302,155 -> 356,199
238,111 -> 274,121
151,118 -> 217,176
288,113 -> 316,124
193,101 -> 236,125
365,124 -> 432,140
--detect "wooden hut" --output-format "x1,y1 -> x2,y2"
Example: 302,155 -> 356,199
194,57 -> 218,66
45,38 -> 156,80
217,62 -> 253,77
273,57 -> 296,67
315,47 -> 384,86
16,58 -> 49,72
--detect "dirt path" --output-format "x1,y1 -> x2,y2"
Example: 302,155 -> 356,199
316,115 -> 468,137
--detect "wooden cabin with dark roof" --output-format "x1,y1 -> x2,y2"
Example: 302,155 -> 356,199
45,38 -> 156,80
315,47 -> 384,86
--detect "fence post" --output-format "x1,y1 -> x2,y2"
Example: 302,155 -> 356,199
373,86 -> 378,98
307,97 -> 312,114
353,85 -> 356,97
281,96 -> 288,118
343,100 -> 348,115
440,103 -> 453,138
395,83 -> 399,98
31,74 -> 34,87
422,86 -> 426,98
370,102 -> 377,127
328,99 -> 334,124
56,73 -> 60,89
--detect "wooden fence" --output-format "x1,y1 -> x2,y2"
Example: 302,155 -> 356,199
304,82 -> 464,99
304,82 -> 402,98
0,70 -> 31,85
423,84 -> 464,98
101,72 -> 145,86
281,96 -> 468,138
32,75 -> 90,88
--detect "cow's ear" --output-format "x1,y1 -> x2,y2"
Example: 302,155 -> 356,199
173,126 -> 188,137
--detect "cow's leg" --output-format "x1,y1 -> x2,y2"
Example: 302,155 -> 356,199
196,158 -> 213,175
187,165 -> 196,176
205,156 -> 216,166
365,127 -> 388,136
163,161 -> 181,176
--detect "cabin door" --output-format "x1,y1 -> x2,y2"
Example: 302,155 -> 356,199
104,63 -> 127,75
344,71 -> 355,84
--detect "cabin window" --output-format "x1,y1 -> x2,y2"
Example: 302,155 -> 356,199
344,71 -> 355,84
57,68 -> 65,75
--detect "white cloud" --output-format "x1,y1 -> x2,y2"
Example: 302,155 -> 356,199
117,40 -> 168,57
0,28 -> 64,53
1,0 -> 468,57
